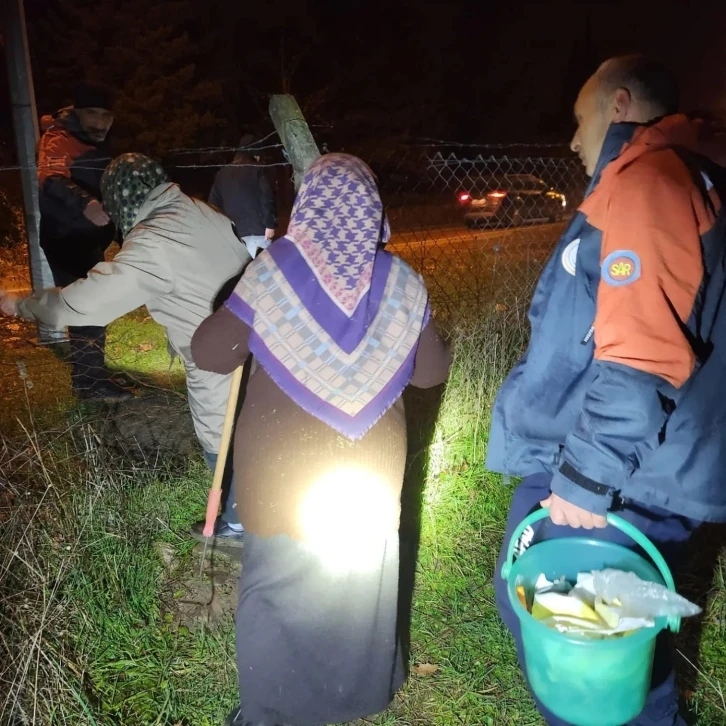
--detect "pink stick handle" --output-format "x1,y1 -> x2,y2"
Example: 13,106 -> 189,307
203,488 -> 223,538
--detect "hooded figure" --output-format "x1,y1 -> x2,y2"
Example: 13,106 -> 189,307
208,133 -> 278,258
191,153 -> 452,726
5,153 -> 252,542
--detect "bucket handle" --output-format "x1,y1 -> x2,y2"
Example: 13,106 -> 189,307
500,508 -> 680,632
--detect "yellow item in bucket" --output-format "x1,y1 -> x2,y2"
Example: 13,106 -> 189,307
533,592 -> 601,622
516,584 -> 528,610
594,598 -> 622,628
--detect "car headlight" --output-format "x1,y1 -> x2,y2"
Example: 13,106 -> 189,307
561,195 -> 567,208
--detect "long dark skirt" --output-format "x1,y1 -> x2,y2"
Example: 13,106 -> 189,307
235,532 -> 406,726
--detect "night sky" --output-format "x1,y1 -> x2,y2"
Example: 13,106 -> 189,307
2,0 -> 725,156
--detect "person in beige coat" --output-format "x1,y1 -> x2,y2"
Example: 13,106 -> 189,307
0,153 -> 251,543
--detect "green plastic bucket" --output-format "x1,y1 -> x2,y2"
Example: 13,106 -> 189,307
500,509 -> 681,726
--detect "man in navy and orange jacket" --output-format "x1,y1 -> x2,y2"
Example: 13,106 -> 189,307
38,82 -> 130,401
488,55 -> 726,725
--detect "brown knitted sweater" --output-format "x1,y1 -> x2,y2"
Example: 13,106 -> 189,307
192,306 -> 451,538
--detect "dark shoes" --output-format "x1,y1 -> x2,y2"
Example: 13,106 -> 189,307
191,516 -> 245,547
74,379 -> 133,402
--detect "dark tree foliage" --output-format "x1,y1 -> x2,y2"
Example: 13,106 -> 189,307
31,0 -> 226,156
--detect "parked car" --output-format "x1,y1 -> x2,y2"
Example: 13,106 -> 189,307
457,174 -> 567,228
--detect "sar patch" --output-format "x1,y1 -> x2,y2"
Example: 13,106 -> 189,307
602,250 -> 641,286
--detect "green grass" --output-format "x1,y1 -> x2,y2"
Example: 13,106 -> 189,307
0,307 -> 184,437
62,467 -> 239,726
105,308 -> 185,390
2,450 -> 239,725
2,313 -> 725,725
401,467 -> 541,725
385,320 -> 542,724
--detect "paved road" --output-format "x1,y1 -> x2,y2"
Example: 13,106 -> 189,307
388,220 -> 567,270
385,219 -> 572,314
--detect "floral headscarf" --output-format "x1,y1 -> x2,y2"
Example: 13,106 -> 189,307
101,153 -> 170,236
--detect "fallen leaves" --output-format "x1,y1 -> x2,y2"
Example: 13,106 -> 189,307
413,662 -> 440,676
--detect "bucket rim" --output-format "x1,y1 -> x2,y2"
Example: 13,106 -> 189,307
501,509 -> 681,632
507,537 -> 667,648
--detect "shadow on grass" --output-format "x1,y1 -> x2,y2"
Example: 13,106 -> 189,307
398,383 -> 446,670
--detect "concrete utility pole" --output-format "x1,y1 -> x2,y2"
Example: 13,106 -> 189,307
4,0 -> 62,343
269,94 -> 321,190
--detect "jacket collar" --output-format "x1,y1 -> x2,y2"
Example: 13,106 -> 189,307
584,122 -> 640,198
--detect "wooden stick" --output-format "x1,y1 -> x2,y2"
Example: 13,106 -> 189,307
202,364 -> 244,537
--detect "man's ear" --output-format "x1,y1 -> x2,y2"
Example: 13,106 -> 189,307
612,87 -> 632,122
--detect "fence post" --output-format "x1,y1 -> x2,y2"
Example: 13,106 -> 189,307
269,95 -> 321,190
4,0 -> 63,343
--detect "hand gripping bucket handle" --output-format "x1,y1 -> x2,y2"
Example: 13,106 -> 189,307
500,508 -> 681,633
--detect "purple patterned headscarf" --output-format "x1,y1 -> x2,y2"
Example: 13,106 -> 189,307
225,153 -> 430,440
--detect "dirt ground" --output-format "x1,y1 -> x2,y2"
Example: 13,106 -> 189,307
92,390 -> 198,462
156,538 -> 242,630
165,542 -> 242,629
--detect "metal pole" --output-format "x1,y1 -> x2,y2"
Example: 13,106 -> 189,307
4,0 -> 63,343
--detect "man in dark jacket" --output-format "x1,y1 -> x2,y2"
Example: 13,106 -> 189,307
208,134 -> 278,258
38,82 -> 130,401
488,55 -> 726,725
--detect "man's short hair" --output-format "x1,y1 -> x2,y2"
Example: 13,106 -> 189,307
596,55 -> 680,116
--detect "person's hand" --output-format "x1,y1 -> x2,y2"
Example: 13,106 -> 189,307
83,199 -> 110,226
0,290 -> 19,317
540,492 -> 607,530
264,227 -> 276,241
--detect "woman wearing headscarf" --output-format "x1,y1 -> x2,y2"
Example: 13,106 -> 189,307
0,153 -> 251,541
191,153 -> 452,726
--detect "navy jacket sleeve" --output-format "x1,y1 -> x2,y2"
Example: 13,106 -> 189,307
551,158 -> 709,513
550,363 -> 670,513
43,176 -> 93,220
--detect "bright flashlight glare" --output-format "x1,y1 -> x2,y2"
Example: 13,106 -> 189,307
298,466 -> 398,574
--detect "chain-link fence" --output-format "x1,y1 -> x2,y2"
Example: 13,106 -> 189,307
0,142 -> 588,425
0,143 -> 294,439
357,144 -> 589,326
